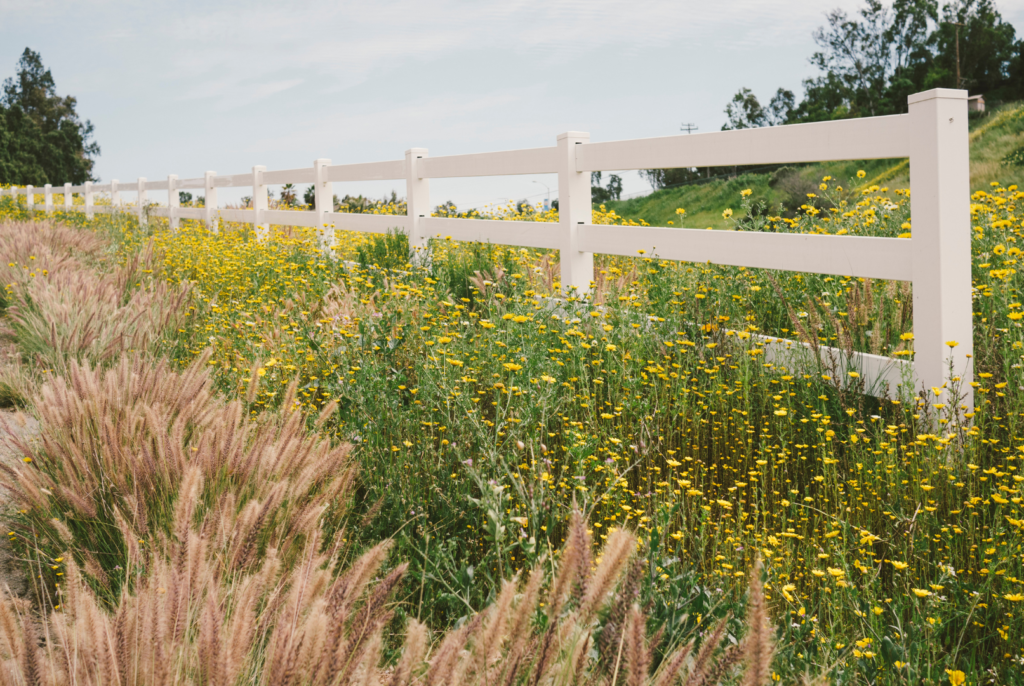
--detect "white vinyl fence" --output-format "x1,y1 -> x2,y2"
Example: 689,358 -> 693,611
1,88 -> 973,403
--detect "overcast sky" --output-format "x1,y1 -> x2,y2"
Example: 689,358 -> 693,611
4,0 -> 1024,209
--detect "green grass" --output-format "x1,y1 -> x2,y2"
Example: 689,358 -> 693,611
608,101 -> 1024,230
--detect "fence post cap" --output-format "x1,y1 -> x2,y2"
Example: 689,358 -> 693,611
908,88 -> 968,105
557,131 -> 590,141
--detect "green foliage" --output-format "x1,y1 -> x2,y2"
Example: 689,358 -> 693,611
0,48 -> 99,185
354,229 -> 411,272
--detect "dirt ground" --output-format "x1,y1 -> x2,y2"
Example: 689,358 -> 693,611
0,409 -> 37,599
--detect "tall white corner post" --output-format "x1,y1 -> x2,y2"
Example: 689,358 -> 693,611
84,181 -> 93,219
908,88 -> 973,406
63,183 -> 71,211
252,166 -> 268,242
137,177 -> 147,225
313,158 -> 333,255
557,131 -> 594,295
43,184 -> 53,214
405,147 -> 430,260
204,171 -> 218,232
25,185 -> 33,212
168,175 -> 179,230
111,179 -> 120,209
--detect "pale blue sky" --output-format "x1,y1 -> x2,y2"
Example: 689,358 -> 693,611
4,0 -> 1024,209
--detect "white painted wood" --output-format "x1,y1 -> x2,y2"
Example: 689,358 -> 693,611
175,207 -> 204,220
325,212 -> 410,235
145,180 -> 169,191
313,158 -> 334,254
758,336 -> 912,398
217,209 -> 253,223
204,171 -> 218,232
168,174 -> 179,230
137,177 -> 147,225
418,146 -> 559,179
111,180 -> 120,208
578,225 -> 914,281
26,185 -> 33,211
214,173 -> 254,187
85,181 -> 93,219
176,177 -> 205,190
421,217 -> 563,250
44,184 -> 53,213
64,183 -> 72,211
327,160 -> 405,182
405,148 -> 429,256
909,88 -> 973,405
252,165 -> 269,241
149,207 -> 170,218
557,132 -> 592,293
262,167 -> 316,185
68,185 -> 84,194
577,114 -> 910,172
263,209 -> 318,227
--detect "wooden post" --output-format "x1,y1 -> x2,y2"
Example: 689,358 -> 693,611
85,181 -> 93,219
313,158 -> 333,255
908,88 -> 973,407
111,179 -> 120,211
405,147 -> 429,261
168,175 -> 179,230
64,183 -> 72,212
44,184 -> 53,214
556,131 -> 593,295
252,165 -> 268,242
137,177 -> 147,225
204,171 -> 218,232
26,185 -> 33,213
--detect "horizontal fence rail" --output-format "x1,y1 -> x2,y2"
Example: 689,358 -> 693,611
0,88 -> 973,403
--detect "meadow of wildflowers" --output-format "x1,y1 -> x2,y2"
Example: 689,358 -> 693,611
2,143 -> 1024,683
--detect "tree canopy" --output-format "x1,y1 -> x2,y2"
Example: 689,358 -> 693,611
724,0 -> 1023,130
0,48 -> 100,185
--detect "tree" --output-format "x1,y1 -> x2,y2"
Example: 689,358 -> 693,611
303,184 -> 316,208
933,0 -> 1018,95
591,171 -> 624,204
279,183 -> 297,207
722,88 -> 795,129
0,48 -> 99,185
732,0 -> 1024,129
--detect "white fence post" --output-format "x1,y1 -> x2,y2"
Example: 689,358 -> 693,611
26,185 -> 33,213
204,171 -> 218,232
909,88 -> 973,407
168,174 -> 179,230
252,165 -> 268,242
556,131 -> 594,295
63,183 -> 71,212
44,184 -> 53,214
405,147 -> 429,259
137,177 -> 147,225
313,158 -> 333,255
85,181 -> 93,219
111,179 -> 120,211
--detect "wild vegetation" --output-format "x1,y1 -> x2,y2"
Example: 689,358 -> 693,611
2,150 -> 1023,683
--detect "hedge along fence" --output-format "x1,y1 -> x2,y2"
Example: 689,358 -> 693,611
1,88 -> 972,405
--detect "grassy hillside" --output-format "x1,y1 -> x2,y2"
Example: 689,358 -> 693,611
607,101 -> 1024,229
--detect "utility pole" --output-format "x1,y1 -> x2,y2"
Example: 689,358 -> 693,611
680,123 -> 699,134
946,21 -> 966,89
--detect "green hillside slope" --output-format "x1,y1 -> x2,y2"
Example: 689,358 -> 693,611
606,101 -> 1024,230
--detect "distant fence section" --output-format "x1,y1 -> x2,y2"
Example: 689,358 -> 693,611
0,89 -> 973,403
